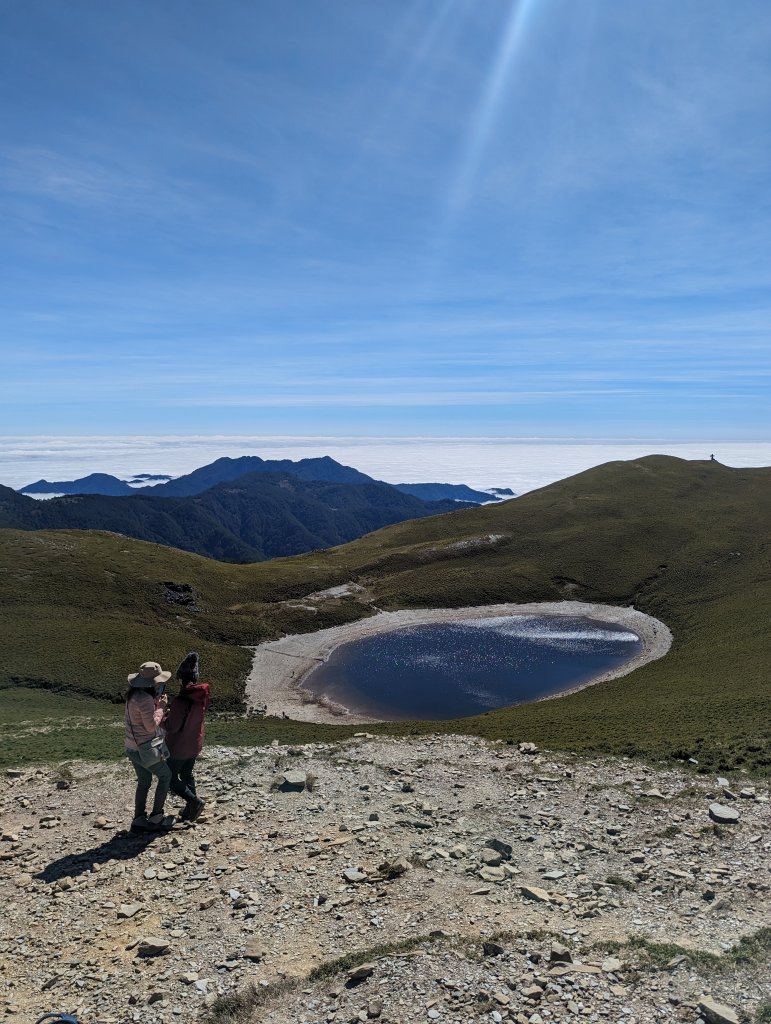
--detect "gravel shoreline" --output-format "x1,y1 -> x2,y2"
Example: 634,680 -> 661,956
245,602 -> 673,724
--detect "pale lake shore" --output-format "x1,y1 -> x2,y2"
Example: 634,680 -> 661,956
244,601 -> 673,725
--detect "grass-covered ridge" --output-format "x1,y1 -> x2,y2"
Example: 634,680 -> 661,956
2,455 -> 769,772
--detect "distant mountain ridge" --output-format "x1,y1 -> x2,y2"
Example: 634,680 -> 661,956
1,470 -> 467,562
135,455 -> 375,496
21,473 -> 134,496
19,455 -> 510,505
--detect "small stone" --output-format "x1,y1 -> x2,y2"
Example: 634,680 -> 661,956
343,867 -> 368,883
601,957 -> 623,973
697,996 -> 741,1024
136,937 -> 171,958
478,865 -> 506,882
275,771 -> 308,793
485,838 -> 513,860
481,848 -> 503,867
520,885 -> 551,903
550,942 -> 572,963
377,857 -> 410,878
367,999 -> 383,1018
346,963 -> 374,986
522,984 -> 544,1000
118,903 -> 142,919
708,803 -> 740,825
483,940 -> 505,957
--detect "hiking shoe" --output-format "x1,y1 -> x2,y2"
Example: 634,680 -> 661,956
130,815 -> 151,833
145,813 -> 175,832
181,797 -> 205,822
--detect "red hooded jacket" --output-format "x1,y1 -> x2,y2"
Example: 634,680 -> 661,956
164,681 -> 210,759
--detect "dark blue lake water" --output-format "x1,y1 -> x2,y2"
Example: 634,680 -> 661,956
301,615 -> 642,720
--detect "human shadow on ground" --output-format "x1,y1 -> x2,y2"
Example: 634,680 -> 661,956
35,828 -> 169,883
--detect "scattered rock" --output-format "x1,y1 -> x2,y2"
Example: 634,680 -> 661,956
709,803 -> 740,825
485,838 -> 513,860
483,941 -> 505,957
343,867 -> 368,883
520,885 -> 551,903
346,963 -> 374,987
274,770 -> 309,793
136,937 -> 171,958
550,942 -> 573,963
698,996 -> 741,1024
244,941 -> 266,962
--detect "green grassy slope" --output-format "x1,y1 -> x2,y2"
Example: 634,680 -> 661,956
1,456 -> 769,772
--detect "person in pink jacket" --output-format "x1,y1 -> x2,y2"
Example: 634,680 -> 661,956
125,661 -> 173,832
165,652 -> 210,822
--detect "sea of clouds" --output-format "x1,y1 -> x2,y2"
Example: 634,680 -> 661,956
0,435 -> 769,493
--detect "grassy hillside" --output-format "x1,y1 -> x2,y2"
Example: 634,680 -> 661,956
2,456 -> 769,773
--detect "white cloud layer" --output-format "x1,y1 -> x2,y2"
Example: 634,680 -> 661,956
1,435 -> 768,493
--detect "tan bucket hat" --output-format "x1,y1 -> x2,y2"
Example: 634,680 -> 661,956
127,661 -> 172,685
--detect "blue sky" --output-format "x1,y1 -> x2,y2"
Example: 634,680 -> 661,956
1,0 -> 770,437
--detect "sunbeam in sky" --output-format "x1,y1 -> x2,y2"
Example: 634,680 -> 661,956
447,0 -> 539,215
350,0 -> 464,163
1,1 -> 770,439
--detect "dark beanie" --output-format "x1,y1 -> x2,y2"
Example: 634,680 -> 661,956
176,651 -> 200,684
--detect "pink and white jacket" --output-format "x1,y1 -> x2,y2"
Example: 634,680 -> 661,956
125,691 -> 165,752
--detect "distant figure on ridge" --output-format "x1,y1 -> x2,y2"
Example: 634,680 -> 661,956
164,651 -> 209,822
710,453 -> 716,461
124,660 -> 173,833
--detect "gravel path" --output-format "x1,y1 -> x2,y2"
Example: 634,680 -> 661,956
245,602 -> 673,724
1,734 -> 767,1024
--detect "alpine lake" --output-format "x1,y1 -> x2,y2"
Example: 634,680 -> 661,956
300,615 -> 642,720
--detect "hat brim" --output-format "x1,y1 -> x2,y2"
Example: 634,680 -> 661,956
128,670 -> 172,685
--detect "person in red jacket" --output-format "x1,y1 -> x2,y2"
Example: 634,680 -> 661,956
165,652 -> 209,822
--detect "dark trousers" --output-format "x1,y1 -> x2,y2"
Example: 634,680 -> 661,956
127,749 -> 171,818
168,757 -> 198,803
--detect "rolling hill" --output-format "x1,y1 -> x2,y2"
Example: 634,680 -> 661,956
1,455 -> 769,772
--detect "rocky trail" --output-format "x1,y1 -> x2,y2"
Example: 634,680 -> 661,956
0,735 -> 768,1024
